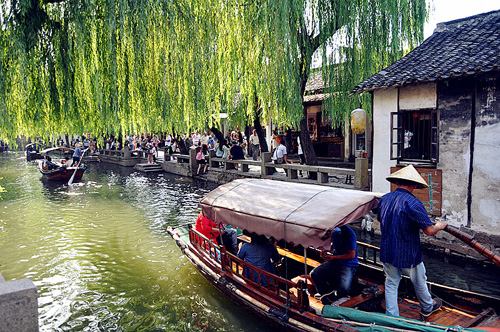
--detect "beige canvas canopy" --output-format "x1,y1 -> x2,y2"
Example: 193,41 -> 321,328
200,179 -> 381,249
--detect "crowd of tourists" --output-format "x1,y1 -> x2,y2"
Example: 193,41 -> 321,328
48,127 -> 306,173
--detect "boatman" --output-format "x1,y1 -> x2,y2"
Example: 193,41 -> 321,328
378,165 -> 448,317
310,225 -> 358,305
72,142 -> 83,166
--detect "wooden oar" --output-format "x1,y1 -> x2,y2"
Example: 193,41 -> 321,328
68,148 -> 89,185
444,225 -> 500,268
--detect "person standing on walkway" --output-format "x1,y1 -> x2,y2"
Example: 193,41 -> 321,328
377,165 -> 447,317
249,129 -> 260,161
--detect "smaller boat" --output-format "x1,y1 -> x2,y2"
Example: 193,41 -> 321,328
38,147 -> 86,183
0,140 -> 8,152
25,142 -> 44,162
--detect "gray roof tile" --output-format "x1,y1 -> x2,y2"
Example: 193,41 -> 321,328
352,10 -> 500,93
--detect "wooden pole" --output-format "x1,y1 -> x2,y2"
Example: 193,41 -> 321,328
444,225 -> 500,268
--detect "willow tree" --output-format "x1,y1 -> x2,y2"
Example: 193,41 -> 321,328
211,0 -> 428,164
0,0 -> 427,159
0,0 -> 223,143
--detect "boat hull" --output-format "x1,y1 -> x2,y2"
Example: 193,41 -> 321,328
40,167 -> 85,182
27,152 -> 43,162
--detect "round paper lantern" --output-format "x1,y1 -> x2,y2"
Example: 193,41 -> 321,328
351,108 -> 366,134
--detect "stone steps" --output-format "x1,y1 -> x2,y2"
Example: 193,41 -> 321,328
134,163 -> 163,173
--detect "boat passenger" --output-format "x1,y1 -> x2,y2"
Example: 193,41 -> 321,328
237,232 -> 280,287
43,156 -> 58,170
378,165 -> 448,317
310,225 -> 358,305
194,212 -> 221,242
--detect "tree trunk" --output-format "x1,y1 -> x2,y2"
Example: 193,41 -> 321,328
299,81 -> 318,166
253,97 -> 269,153
299,118 -> 318,166
177,136 -> 188,155
210,127 -> 225,144
285,127 -> 292,153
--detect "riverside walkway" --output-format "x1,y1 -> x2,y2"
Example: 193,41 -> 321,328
131,148 -> 371,190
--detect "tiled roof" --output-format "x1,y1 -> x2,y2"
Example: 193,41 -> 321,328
305,71 -> 325,93
352,10 -> 500,93
303,93 -> 331,104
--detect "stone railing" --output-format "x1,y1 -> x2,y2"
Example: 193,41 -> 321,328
206,150 -> 369,189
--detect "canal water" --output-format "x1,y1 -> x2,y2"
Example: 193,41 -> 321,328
0,153 -> 274,332
0,152 -> 499,331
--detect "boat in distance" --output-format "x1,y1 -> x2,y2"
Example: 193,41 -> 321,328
37,147 -> 86,182
168,178 -> 500,332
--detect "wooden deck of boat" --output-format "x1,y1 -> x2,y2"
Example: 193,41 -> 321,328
272,240 -> 500,330
306,290 -> 500,329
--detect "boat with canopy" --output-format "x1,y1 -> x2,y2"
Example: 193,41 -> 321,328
168,178 -> 500,332
37,147 -> 86,183
25,142 -> 44,161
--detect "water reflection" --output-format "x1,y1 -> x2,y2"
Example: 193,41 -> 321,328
0,152 -> 273,332
1,151 -> 499,332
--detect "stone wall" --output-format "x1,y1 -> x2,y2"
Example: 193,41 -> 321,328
438,73 -> 500,235
0,273 -> 39,332
437,77 -> 473,228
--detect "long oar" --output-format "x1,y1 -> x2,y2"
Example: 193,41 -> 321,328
444,225 -> 500,268
68,148 -> 89,185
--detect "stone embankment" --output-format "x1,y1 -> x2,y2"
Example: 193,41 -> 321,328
0,272 -> 39,332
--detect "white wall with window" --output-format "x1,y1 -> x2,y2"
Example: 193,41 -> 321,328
372,83 -> 437,193
372,88 -> 398,193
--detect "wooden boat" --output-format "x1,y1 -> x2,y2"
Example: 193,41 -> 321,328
168,179 -> 500,332
38,147 -> 86,182
38,163 -> 85,182
25,143 -> 44,162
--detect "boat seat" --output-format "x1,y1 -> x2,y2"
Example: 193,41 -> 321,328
339,285 -> 385,308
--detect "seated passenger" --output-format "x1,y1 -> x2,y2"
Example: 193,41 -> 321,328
237,232 -> 280,286
194,213 -> 237,253
194,212 -> 221,242
43,156 -> 59,170
310,225 -> 358,304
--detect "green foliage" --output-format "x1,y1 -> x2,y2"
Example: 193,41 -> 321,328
0,0 -> 427,142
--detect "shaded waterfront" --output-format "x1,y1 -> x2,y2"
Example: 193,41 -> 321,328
0,152 -> 499,331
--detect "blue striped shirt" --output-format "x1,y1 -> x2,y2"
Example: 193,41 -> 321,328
377,188 -> 433,268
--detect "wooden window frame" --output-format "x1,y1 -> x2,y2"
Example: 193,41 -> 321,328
390,109 -> 439,164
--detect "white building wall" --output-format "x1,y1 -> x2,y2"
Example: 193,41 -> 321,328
471,123 -> 500,233
372,88 -> 398,193
399,83 -> 437,110
469,77 -> 500,234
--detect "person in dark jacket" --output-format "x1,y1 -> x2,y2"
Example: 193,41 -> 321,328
378,165 -> 447,317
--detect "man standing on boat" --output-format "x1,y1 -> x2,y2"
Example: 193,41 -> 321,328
72,142 -> 83,166
310,225 -> 358,305
378,165 -> 448,317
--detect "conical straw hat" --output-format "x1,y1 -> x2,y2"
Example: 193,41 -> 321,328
386,165 -> 428,189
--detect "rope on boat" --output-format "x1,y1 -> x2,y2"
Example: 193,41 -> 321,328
333,310 -> 469,332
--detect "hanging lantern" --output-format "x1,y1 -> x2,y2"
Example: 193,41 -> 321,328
351,108 -> 366,134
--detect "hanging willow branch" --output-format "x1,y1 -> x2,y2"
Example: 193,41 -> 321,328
0,0 -> 427,144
